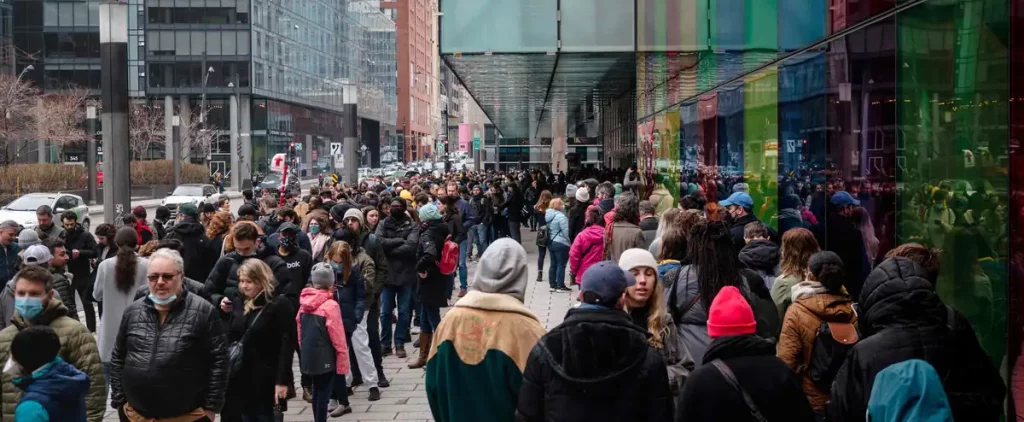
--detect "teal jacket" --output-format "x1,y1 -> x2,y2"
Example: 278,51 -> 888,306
13,357 -> 89,422
544,209 -> 570,247
867,359 -> 952,422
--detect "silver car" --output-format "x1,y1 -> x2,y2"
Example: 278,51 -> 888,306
0,193 -> 90,231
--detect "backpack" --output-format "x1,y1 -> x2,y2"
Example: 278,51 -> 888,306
437,235 -> 459,275
806,312 -> 859,391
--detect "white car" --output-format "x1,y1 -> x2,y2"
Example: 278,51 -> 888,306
0,193 -> 90,231
161,184 -> 217,216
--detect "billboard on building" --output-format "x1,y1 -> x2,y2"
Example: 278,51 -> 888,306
459,124 -> 471,152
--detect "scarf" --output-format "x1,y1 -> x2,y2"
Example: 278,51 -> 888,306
791,280 -> 828,303
310,232 -> 330,259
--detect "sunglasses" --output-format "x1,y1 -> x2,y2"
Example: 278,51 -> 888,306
146,272 -> 180,282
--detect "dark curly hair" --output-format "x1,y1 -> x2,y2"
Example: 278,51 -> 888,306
688,221 -> 743,310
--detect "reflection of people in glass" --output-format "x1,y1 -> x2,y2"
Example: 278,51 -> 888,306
937,228 -> 995,360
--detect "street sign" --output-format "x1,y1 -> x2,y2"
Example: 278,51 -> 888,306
270,153 -> 286,172
330,142 -> 342,155
334,153 -> 344,168
473,137 -> 480,151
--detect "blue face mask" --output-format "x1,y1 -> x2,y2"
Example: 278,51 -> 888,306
330,262 -> 342,272
148,293 -> 178,306
14,297 -> 43,320
309,225 -> 320,234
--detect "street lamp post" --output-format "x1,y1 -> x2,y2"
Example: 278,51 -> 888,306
99,2 -> 130,224
85,105 -> 98,205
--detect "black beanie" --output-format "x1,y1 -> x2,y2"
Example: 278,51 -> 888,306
11,326 -> 60,373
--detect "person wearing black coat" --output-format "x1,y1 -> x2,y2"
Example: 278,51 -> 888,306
59,212 -> 97,331
811,195 -> 868,298
407,205 -> 449,369
110,276 -> 228,420
515,305 -> 672,422
375,199 -> 420,358
440,196 -> 465,299
205,238 -> 292,313
164,206 -> 214,282
219,269 -> 296,422
827,257 -> 1005,422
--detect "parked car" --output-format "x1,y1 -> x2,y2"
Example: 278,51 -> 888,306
0,193 -> 90,231
258,171 -> 300,198
161,184 -> 217,216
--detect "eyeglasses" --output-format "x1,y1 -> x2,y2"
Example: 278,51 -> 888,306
146,272 -> 180,282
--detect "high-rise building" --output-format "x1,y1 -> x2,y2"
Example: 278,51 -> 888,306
12,0 -> 397,176
381,0 -> 435,163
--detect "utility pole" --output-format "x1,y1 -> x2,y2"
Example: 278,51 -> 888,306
85,105 -> 98,205
342,84 -> 358,185
99,2 -> 130,223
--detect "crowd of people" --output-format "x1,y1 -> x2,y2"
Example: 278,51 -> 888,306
0,165 -> 1012,422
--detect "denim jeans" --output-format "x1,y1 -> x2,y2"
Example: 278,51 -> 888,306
458,238 -> 469,290
471,224 -> 489,256
507,220 -> 522,243
419,304 -> 442,334
537,246 -> 546,272
548,242 -> 569,289
310,373 -> 335,422
379,283 -> 414,348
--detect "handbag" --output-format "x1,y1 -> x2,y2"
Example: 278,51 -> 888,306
227,308 -> 265,377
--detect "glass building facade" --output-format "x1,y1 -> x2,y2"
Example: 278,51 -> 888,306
444,0 -> 1022,412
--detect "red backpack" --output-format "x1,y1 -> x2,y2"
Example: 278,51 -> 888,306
437,235 -> 459,275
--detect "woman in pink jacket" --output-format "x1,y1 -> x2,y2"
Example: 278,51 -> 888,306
297,262 -> 351,422
569,206 -> 606,283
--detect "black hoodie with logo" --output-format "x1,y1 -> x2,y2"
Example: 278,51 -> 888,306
515,308 -> 673,422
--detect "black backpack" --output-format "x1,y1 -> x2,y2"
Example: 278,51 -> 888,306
803,305 -> 859,391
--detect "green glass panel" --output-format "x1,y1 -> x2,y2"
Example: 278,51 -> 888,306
743,67 -> 779,230
897,0 -> 1009,366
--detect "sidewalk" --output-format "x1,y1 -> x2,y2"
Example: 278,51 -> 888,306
88,178 -> 320,216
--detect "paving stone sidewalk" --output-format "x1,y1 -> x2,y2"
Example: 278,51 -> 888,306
101,228 -> 575,421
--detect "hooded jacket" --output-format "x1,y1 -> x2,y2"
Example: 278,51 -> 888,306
728,214 -> 779,258
296,287 -> 349,375
737,240 -> 779,290
47,266 -> 78,323
867,359 -> 953,421
164,219 -> 213,282
0,242 -> 17,287
827,258 -> 1005,422
204,247 -> 291,308
677,335 -> 815,422
427,291 -> 545,422
13,358 -> 89,422
375,215 -> 420,287
639,216 -> 658,246
514,308 -> 672,422
606,221 -> 647,262
0,297 -> 104,422
568,225 -> 603,280
776,291 -> 856,410
648,186 -> 673,216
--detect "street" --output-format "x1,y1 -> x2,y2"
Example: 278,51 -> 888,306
90,225 -> 573,421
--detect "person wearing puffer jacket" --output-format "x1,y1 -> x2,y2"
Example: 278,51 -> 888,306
297,263 -> 350,421
568,206 -> 604,286
544,198 -> 571,292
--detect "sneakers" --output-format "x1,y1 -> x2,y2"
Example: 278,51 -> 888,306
458,289 -> 467,298
330,404 -> 352,417
302,386 -> 312,403
549,288 -> 556,292
377,370 -> 391,388
368,387 -> 381,401
556,287 -> 572,292
328,399 -> 339,412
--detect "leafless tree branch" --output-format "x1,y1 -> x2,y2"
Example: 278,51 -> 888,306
129,103 -> 166,159
32,85 -> 90,163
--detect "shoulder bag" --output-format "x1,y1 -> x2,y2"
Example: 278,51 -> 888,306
227,307 -> 266,377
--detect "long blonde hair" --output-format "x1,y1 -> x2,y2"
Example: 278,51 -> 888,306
627,268 -> 670,349
325,241 -> 352,284
237,259 -> 276,314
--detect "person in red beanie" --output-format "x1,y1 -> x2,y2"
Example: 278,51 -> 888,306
677,286 -> 815,422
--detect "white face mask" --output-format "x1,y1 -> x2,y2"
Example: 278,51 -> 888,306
3,358 -> 24,377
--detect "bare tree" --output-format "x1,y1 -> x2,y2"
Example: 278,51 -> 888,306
129,103 -> 166,160
32,86 -> 90,163
0,73 -> 39,166
177,108 -> 219,169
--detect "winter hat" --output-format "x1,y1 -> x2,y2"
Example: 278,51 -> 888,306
343,208 -> 364,226
565,184 -> 578,200
178,203 -> 199,218
17,229 -> 40,249
575,186 -> 590,203
614,183 -> 623,196
10,326 -> 61,373
132,205 -> 147,219
707,286 -> 757,338
21,245 -> 52,264
399,190 -> 414,202
471,238 -> 529,302
237,204 -> 259,219
618,248 -> 658,275
419,204 -> 442,222
310,262 -> 335,288
580,261 -> 635,308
